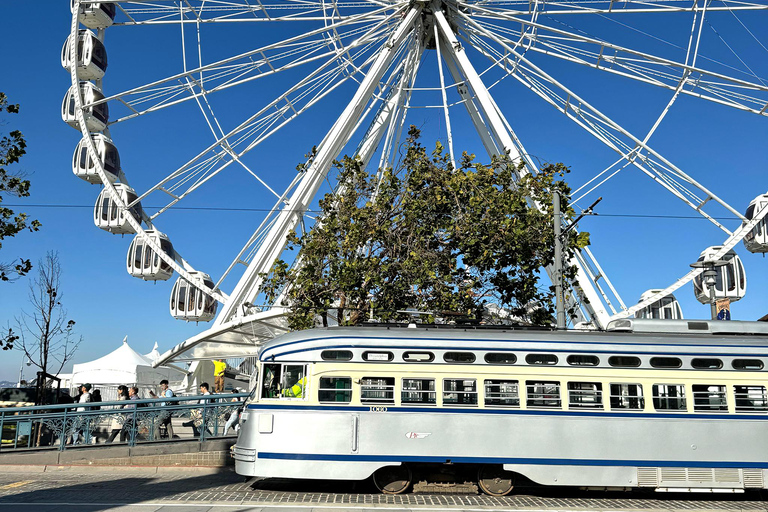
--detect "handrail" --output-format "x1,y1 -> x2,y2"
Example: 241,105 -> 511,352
0,392 -> 251,451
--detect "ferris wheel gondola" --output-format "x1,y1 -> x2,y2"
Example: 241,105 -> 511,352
72,133 -> 119,184
126,230 -> 175,281
93,183 -> 141,235
61,29 -> 107,81
62,82 -> 108,132
70,0 -> 115,30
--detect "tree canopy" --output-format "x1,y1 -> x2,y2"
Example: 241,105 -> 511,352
1,92 -> 41,351
263,127 -> 589,330
1,92 -> 40,282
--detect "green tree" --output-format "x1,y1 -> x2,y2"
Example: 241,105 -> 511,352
263,127 -> 588,330
1,92 -> 41,350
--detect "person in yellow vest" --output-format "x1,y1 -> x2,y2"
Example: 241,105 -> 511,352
213,359 -> 227,393
282,376 -> 307,398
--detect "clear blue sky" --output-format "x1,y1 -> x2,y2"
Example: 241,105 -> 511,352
0,2 -> 766,382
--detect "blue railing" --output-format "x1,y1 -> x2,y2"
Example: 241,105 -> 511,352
0,392 -> 250,451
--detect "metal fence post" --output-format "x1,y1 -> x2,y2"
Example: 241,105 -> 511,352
60,406 -> 68,451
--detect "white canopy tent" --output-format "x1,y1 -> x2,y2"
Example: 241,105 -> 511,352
70,337 -> 186,398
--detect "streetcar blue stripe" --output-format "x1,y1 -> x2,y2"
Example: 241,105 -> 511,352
267,342 -> 768,360
246,403 -> 768,420
257,452 -> 768,469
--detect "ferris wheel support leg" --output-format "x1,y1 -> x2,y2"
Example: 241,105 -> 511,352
213,6 -> 423,326
434,10 -> 609,329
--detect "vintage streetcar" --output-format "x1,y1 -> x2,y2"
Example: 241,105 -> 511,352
233,319 -> 768,495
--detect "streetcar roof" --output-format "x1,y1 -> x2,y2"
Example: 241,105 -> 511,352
257,319 -> 768,362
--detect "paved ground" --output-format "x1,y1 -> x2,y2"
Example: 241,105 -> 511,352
0,467 -> 766,512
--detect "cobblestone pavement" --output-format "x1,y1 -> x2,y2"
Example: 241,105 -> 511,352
0,468 -> 766,511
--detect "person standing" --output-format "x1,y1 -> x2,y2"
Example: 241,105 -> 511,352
149,379 -> 175,440
121,386 -> 140,442
213,359 -> 227,393
106,386 -> 129,443
71,384 -> 92,445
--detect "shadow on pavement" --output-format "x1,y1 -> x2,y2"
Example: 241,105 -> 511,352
0,467 -> 246,511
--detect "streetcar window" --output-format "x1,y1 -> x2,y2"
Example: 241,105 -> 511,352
484,352 -> 517,364
403,351 -> 434,362
401,378 -> 436,405
652,384 -> 686,411
691,358 -> 723,370
608,356 -> 641,368
484,380 -> 520,407
650,357 -> 682,369
361,377 -> 395,404
261,363 -> 307,399
363,351 -> 393,362
526,381 -> 561,408
525,354 -> 558,365
734,385 -> 768,412
321,350 -> 353,361
443,379 -> 477,406
568,382 -> 603,409
732,359 -> 764,370
318,377 -> 352,403
444,352 -> 476,363
692,384 -> 727,412
261,364 -> 281,399
281,365 -> 307,398
567,355 -> 599,366
609,383 -> 644,410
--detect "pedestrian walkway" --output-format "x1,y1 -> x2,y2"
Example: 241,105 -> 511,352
0,465 -> 766,512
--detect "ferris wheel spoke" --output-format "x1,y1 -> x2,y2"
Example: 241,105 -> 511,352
137,32 -> 397,220
114,1 -> 403,25
457,0 -> 768,16
460,12 -> 748,235
464,7 -> 768,116
98,8 -> 403,124
218,44 -> 417,293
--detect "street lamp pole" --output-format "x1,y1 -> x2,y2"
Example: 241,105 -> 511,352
690,259 -> 729,320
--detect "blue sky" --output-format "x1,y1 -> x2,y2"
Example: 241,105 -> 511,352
0,2 -> 767,381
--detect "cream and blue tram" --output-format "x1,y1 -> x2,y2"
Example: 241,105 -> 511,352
233,318 -> 768,495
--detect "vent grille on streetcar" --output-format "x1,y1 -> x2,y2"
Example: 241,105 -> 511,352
743,469 -> 764,488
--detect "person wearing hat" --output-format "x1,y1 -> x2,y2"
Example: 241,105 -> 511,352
76,384 -> 92,412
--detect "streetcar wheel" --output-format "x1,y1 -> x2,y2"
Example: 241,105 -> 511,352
478,465 -> 515,496
373,465 -> 412,494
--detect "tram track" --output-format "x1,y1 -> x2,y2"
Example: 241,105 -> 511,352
0,470 -> 766,509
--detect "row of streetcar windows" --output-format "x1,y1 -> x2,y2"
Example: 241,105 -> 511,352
260,364 -> 768,413
320,350 -> 764,371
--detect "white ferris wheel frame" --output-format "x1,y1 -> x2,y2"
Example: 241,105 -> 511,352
67,1 -> 768,365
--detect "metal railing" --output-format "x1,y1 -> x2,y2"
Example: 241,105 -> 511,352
0,393 -> 249,451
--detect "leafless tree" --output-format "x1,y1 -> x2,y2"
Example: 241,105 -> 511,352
16,251 -> 82,404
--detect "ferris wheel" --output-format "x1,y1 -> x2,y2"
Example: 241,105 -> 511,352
63,1 -> 768,363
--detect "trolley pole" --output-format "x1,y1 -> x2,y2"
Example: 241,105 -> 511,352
553,192 -> 601,331
554,191 -> 565,330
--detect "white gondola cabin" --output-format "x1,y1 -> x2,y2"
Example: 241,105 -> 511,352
634,290 -> 683,320
126,230 -> 175,281
73,134 -> 119,184
71,0 -> 116,29
693,247 -> 747,304
62,82 -> 109,132
743,193 -> 768,254
170,272 -> 218,322
61,30 -> 108,81
93,183 -> 142,234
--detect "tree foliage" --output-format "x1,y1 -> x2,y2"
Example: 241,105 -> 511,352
263,127 -> 589,330
1,92 -> 40,283
15,252 -> 82,403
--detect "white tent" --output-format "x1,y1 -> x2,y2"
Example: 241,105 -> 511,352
70,337 -> 186,391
